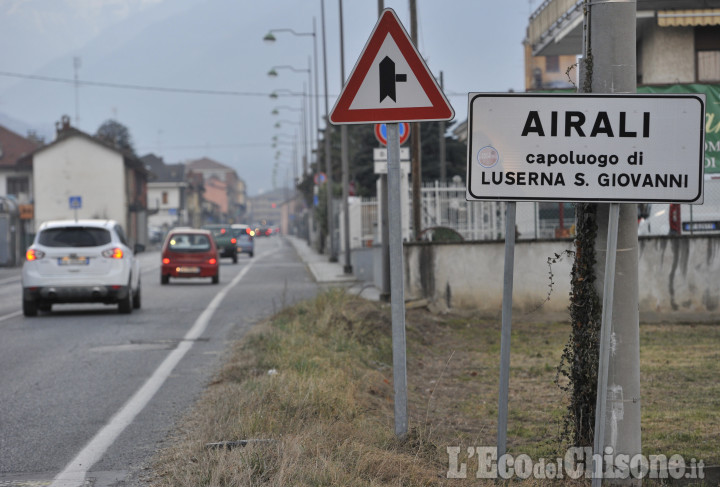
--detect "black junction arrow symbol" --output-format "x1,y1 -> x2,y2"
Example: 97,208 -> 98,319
379,56 -> 406,102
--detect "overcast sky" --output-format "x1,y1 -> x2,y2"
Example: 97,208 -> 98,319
0,0 -> 544,195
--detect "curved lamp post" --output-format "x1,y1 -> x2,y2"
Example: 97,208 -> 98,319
263,27 -> 320,175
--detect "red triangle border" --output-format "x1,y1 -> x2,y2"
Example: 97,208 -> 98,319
330,9 -> 454,124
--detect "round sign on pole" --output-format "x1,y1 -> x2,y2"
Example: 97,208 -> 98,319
313,172 -> 327,185
374,122 -> 410,146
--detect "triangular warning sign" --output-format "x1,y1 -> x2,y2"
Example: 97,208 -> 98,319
330,8 -> 454,124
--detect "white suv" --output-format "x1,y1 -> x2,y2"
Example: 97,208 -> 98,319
22,220 -> 143,316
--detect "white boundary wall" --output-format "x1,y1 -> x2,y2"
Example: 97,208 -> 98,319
394,236 -> 720,318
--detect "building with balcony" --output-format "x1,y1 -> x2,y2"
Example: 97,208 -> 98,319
526,0 -> 720,174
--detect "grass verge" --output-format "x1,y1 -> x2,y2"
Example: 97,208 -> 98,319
149,289 -> 719,486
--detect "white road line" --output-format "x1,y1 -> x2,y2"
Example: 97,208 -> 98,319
49,250 -> 270,487
0,310 -> 22,322
0,275 -> 21,286
140,264 -> 160,274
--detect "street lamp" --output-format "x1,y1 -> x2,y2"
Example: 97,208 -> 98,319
272,102 -> 309,176
268,63 -> 313,169
272,106 -> 302,116
265,10 -> 334,261
338,0 -> 352,274
263,24 -> 320,177
274,119 -> 300,128
273,115 -> 307,177
319,0 -> 336,261
269,89 -> 304,99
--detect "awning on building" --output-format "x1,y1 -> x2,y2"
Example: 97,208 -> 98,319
658,9 -> 720,26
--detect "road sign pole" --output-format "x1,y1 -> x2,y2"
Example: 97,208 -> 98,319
387,122 -> 408,437
592,203 -> 620,487
497,201 -> 516,465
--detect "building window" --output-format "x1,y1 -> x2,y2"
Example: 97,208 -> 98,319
545,55 -> 560,73
7,176 -> 28,196
695,26 -> 720,82
697,51 -> 720,81
162,191 -> 168,205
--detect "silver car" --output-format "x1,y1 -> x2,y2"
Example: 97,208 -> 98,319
22,220 -> 143,316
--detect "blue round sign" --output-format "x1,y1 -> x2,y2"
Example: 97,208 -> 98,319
374,122 -> 410,146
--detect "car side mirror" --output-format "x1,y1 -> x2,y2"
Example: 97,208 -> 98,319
134,243 -> 146,254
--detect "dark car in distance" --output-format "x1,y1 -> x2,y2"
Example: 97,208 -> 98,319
202,224 -> 238,263
161,229 -> 219,284
231,224 -> 254,258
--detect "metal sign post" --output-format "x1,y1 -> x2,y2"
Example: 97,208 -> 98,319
497,201 -> 516,465
386,122 -> 408,436
330,8 -> 453,439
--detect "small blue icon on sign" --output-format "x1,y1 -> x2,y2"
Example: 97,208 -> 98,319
69,196 -> 82,209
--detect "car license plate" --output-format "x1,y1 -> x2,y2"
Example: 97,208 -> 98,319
177,266 -> 200,274
58,256 -> 89,266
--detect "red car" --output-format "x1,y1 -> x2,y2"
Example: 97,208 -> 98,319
161,229 -> 219,284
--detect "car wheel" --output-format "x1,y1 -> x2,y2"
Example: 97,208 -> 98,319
161,274 -> 169,285
118,284 -> 133,314
39,302 -> 52,313
212,273 -> 219,284
249,251 -> 254,258
23,299 -> 38,317
232,253 -> 238,264
133,279 -> 141,309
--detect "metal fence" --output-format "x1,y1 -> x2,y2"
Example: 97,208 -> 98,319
359,197 -> 378,246
354,176 -> 720,245
357,179 -> 575,243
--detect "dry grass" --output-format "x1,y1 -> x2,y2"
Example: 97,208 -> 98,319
149,290 -> 719,486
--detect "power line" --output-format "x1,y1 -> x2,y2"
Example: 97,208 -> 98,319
138,142 -> 270,151
0,70 -> 470,99
0,71 -> 292,98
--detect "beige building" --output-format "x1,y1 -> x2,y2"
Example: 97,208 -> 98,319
185,157 -> 247,223
526,0 -> 720,85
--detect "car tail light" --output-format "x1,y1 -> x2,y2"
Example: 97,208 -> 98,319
162,257 -> 170,264
102,248 -> 124,259
231,237 -> 237,244
208,258 -> 217,265
26,248 -> 45,261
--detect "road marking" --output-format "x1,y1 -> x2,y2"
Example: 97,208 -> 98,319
0,310 -> 22,323
0,275 -> 21,286
140,264 -> 160,275
49,250 -> 269,487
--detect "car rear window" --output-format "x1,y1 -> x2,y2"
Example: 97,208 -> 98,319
168,233 -> 211,252
38,227 -> 112,247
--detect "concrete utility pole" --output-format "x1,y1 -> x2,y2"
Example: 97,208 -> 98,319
583,1 -> 641,484
409,0 -> 422,240
378,0 -> 391,301
320,0 -> 337,262
339,0 -> 352,274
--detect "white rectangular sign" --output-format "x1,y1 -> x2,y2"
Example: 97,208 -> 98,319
374,147 -> 410,161
374,161 -> 410,175
466,93 -> 706,203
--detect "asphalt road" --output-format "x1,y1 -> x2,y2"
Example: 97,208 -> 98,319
0,236 -> 319,486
